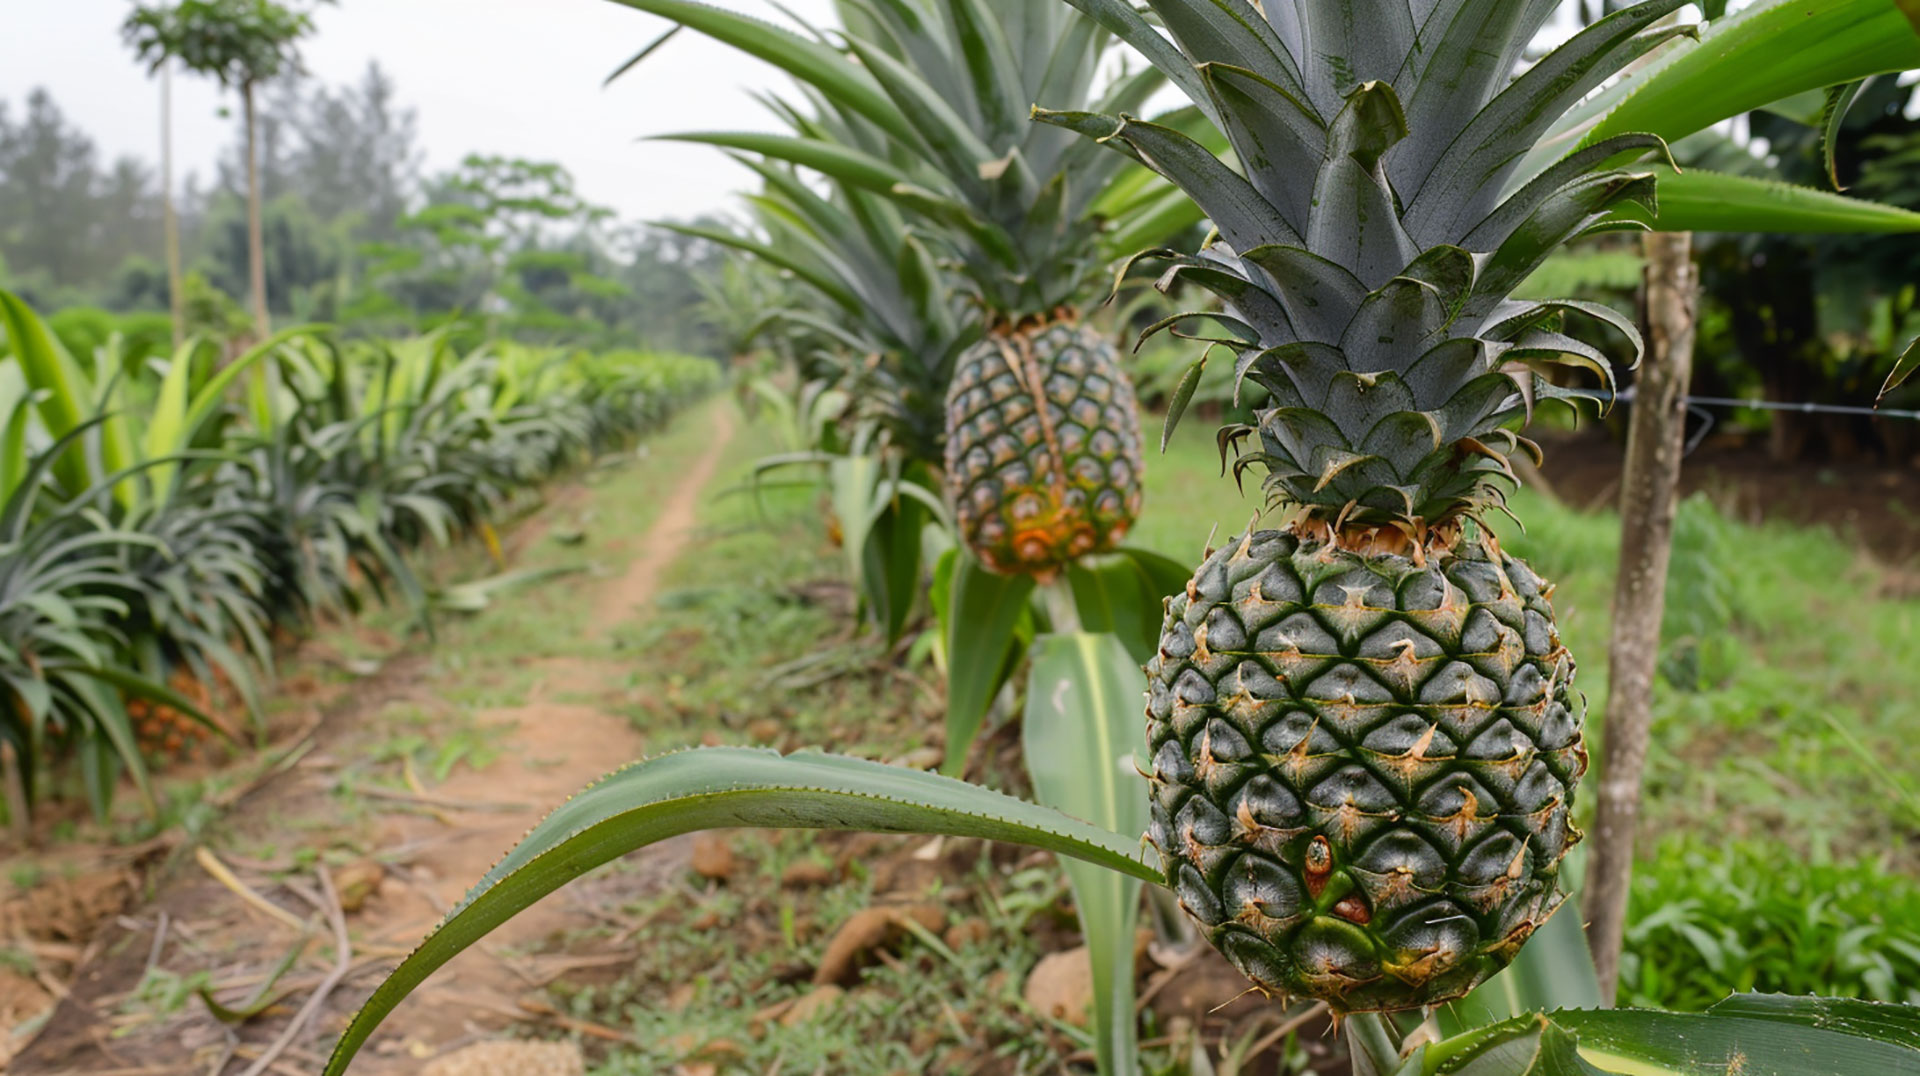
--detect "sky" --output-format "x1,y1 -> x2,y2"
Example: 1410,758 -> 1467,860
0,0 -> 841,224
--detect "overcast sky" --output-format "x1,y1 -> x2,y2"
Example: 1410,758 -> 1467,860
1,0 -> 841,223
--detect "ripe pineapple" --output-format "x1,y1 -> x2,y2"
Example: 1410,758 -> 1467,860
945,316 -> 1145,577
1040,0 -> 1676,1010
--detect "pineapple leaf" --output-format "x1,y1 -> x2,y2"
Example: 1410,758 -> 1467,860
1817,78 -> 1871,190
1623,166 -> 1920,234
1882,337 -> 1919,405
321,748 -> 1156,1076
605,0 -> 918,146
1056,0 -> 1220,126
1024,632 -> 1152,1076
1162,353 -> 1209,452
943,553 -> 1037,775
1198,61 -> 1326,235
1583,0 -> 1920,154
1553,997 -> 1920,1073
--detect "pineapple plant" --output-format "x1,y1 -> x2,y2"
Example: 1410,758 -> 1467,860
1031,0 -> 1920,1015
1021,0 -> 1666,1012
619,0 -> 1184,577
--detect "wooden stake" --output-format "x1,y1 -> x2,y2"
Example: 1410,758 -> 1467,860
1584,229 -> 1698,1002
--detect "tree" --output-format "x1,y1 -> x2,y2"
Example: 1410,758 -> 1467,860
123,0 -> 327,337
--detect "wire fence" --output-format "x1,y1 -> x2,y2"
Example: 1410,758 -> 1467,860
1613,385 -> 1920,456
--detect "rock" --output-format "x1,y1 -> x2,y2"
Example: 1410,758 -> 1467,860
812,903 -> 946,985
421,1040 -> 584,1076
780,984 -> 845,1027
781,860 -> 836,888
1024,946 -> 1094,1028
690,833 -> 736,882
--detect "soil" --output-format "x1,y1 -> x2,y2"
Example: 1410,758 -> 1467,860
1536,427 -> 1920,567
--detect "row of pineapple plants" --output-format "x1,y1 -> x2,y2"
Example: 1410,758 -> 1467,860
0,290 -> 720,827
324,0 -> 1920,1072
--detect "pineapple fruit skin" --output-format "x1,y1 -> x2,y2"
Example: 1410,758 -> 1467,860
1146,530 -> 1586,1012
944,319 -> 1144,578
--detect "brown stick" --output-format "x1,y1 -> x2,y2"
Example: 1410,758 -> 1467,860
1583,229 -> 1697,1002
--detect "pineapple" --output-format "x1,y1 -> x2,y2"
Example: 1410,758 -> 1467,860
945,317 -> 1145,577
1038,0 -> 1677,1010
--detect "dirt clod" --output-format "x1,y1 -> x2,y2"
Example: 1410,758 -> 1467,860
1024,946 -> 1094,1027
812,903 -> 945,985
781,859 -> 836,888
690,833 -> 737,881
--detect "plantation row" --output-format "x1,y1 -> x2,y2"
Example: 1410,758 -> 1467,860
0,290 -> 719,824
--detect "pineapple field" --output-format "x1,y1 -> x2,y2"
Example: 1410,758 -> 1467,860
5,0 -> 1920,1074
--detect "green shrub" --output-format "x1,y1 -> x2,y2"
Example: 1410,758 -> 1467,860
1620,836 -> 1920,1011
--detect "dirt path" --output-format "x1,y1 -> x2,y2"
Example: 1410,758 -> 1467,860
347,403 -> 740,1071
10,404 -> 737,1076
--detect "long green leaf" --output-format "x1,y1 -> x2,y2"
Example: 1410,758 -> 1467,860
321,747 -> 1157,1075
1585,0 -> 1920,150
1024,633 -> 1152,1076
0,290 -> 129,497
942,552 -> 1035,775
605,0 -> 919,146
1630,166 -> 1920,234
1556,996 -> 1920,1074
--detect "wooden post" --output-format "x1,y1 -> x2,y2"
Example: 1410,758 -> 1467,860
1583,229 -> 1698,1002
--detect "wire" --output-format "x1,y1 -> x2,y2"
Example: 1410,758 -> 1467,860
1614,385 -> 1920,422
1606,386 -> 1920,457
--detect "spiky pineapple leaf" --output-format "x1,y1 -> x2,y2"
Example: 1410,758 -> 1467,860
1582,0 -> 1920,152
1626,166 -> 1920,234
1024,632 -> 1152,1076
606,0 -> 917,145
1161,353 -> 1208,453
1883,337 -> 1919,404
1555,996 -> 1920,1074
321,748 -> 1157,1076
942,553 -> 1036,775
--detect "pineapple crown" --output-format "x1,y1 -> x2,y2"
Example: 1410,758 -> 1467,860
1036,0 -> 1690,533
629,0 -> 1184,322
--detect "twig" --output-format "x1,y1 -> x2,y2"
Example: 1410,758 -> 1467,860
143,912 -> 170,978
195,848 -> 308,933
357,784 -> 529,813
1242,1003 -> 1329,1059
234,865 -> 352,1076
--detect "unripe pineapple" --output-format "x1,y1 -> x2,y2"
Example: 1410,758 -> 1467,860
1146,526 -> 1582,1011
1039,0 -> 1676,1011
945,317 -> 1145,578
